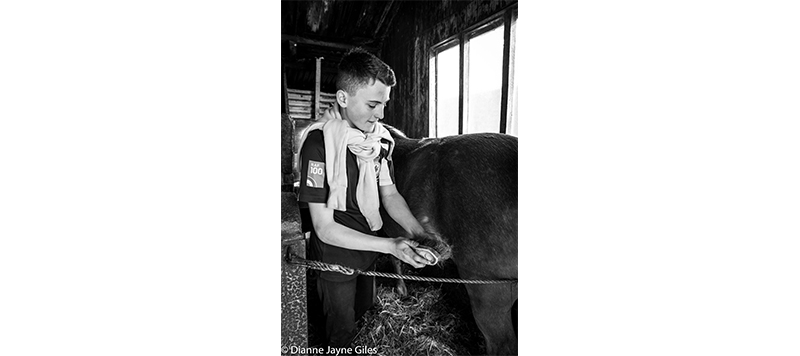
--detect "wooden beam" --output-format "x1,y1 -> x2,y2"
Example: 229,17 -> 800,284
499,10 -> 512,134
282,63 -> 290,115
459,34 -> 466,135
281,34 -> 377,53
287,93 -> 312,100
377,1 -> 403,44
287,88 -> 312,95
314,57 -> 323,120
432,52 -> 438,137
374,0 -> 395,36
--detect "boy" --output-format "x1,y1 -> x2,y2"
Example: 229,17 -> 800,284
297,48 -> 432,347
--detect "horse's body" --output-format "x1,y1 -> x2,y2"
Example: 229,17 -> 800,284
380,126 -> 518,355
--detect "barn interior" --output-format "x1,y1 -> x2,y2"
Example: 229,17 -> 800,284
281,0 -> 519,190
280,0 -> 519,352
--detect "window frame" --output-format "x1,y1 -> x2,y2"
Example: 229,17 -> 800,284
429,5 -> 518,137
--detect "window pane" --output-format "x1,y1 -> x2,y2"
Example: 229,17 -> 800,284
436,45 -> 460,137
466,23 -> 504,134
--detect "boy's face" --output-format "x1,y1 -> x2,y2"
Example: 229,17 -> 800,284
338,79 -> 391,133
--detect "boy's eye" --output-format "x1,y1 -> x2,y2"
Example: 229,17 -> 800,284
368,104 -> 376,109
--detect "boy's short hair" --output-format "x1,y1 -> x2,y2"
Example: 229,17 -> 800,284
336,47 -> 396,95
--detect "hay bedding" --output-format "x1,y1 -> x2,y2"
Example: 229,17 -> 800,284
307,257 -> 486,355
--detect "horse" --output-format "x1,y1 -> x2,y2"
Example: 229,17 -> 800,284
379,125 -> 518,355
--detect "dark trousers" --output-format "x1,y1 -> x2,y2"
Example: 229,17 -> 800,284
316,273 -> 376,348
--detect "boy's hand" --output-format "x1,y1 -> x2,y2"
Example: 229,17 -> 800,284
390,238 -> 427,268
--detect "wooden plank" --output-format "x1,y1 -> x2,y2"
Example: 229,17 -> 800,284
459,33 -> 466,135
290,113 -> 312,119
315,57 -> 322,120
281,34 -> 377,53
498,10 -> 512,134
288,93 -> 312,100
282,64 -> 290,115
374,0 -> 395,37
433,51 -> 438,137
287,88 -> 312,95
288,100 -> 312,107
377,0 -> 403,43
289,107 -> 311,113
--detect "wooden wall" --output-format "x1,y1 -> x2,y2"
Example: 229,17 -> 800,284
380,0 -> 518,138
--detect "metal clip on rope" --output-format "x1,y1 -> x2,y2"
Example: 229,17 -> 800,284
328,263 -> 355,276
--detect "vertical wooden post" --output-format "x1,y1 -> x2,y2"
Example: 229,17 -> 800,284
282,63 -> 291,117
499,9 -> 512,134
431,51 -> 438,138
458,34 -> 466,135
281,114 -> 295,189
314,57 -> 323,120
281,192 -> 308,350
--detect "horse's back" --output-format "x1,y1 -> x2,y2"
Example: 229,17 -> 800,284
397,133 -> 518,279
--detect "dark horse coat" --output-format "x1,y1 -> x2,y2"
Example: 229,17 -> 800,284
379,126 -> 518,355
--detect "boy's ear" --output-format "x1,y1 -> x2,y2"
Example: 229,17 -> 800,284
336,90 -> 348,108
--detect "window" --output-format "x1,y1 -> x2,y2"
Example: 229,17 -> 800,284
430,41 -> 461,137
430,7 -> 518,137
466,21 -> 504,134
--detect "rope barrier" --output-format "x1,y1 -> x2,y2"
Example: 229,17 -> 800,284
287,253 -> 517,285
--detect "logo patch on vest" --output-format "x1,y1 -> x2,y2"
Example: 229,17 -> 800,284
306,160 -> 325,188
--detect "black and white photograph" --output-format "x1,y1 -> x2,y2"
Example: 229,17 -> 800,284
2,1 -> 800,356
280,1 -> 519,355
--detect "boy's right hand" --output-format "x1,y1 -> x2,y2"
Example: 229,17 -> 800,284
390,238 -> 427,268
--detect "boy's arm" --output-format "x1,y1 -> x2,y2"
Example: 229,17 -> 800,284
379,184 -> 426,237
308,202 -> 426,268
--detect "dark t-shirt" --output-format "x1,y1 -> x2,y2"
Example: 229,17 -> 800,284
298,129 -> 395,281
